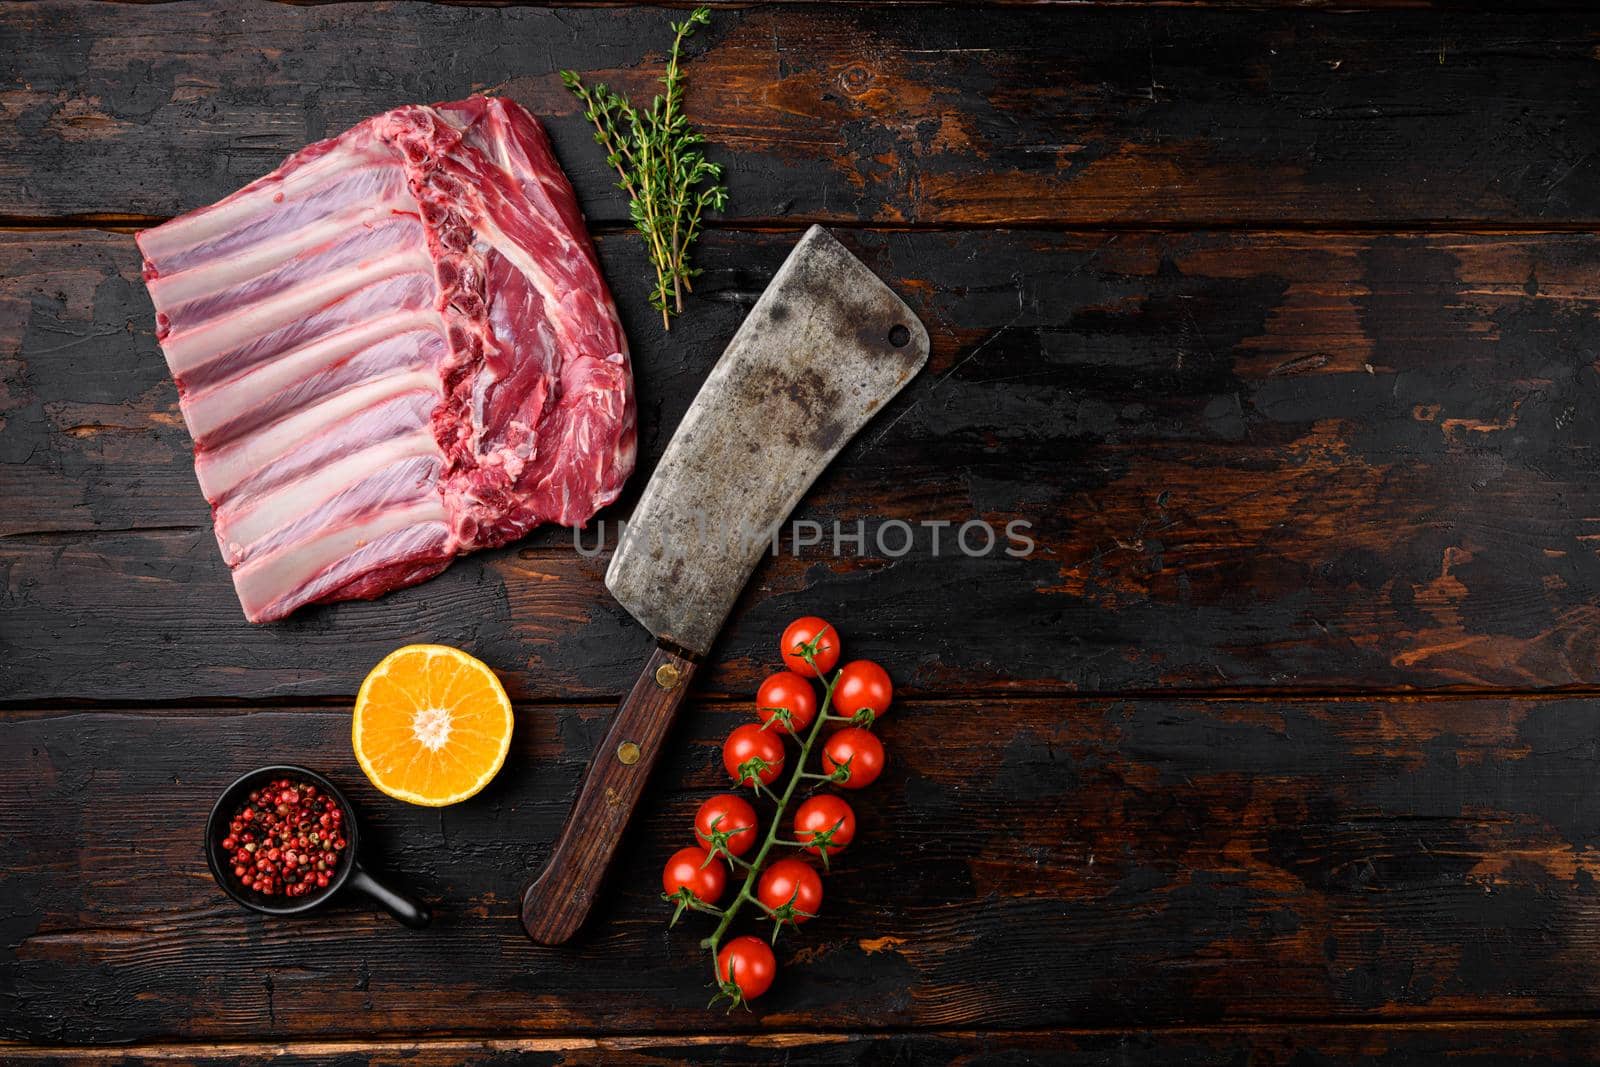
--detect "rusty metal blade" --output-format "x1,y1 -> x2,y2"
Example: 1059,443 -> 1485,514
605,225 -> 930,656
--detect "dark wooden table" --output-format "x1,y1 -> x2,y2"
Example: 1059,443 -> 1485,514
5,1 -> 1600,1062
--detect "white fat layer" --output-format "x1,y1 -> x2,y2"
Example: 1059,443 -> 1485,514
218,433 -> 444,551
162,248 -> 435,374
137,147 -> 374,262
233,499 -> 450,620
146,198 -> 416,307
182,311 -> 443,440
196,372 -> 440,501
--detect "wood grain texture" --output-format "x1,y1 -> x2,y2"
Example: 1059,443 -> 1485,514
9,1022 -> 1600,1065
9,695 -> 1600,1041
3,1 -> 1597,1052
3,3 -> 1599,225
8,227 -> 1600,700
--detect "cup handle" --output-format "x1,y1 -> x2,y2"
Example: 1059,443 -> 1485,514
347,864 -> 432,928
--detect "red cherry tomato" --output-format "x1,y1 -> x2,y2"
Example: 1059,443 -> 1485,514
662,846 -> 726,904
833,660 -> 893,720
780,616 -> 840,677
756,670 -> 818,731
793,794 -> 856,856
822,727 -> 884,789
723,723 -> 785,788
716,935 -> 777,1000
694,794 -> 759,857
757,857 -> 823,922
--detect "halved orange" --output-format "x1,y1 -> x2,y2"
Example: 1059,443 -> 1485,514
352,644 -> 513,807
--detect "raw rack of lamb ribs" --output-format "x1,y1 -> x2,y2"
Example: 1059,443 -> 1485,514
137,97 -> 634,623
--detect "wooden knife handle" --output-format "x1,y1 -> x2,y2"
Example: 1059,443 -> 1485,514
521,643 -> 698,945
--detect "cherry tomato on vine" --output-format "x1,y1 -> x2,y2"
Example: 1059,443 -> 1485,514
717,936 -> 777,1001
833,660 -> 892,720
694,794 -> 759,857
793,794 -> 856,856
723,723 -> 785,788
757,857 -> 823,923
780,616 -> 840,677
822,727 -> 884,789
756,670 -> 818,732
662,846 -> 726,904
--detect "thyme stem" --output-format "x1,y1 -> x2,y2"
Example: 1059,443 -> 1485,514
561,6 -> 725,330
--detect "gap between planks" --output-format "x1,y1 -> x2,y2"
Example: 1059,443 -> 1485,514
6,687 -> 1600,718
8,1016 -> 1600,1060
6,216 -> 1600,237
67,0 -> 1600,11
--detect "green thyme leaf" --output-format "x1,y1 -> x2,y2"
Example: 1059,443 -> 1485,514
562,6 -> 726,330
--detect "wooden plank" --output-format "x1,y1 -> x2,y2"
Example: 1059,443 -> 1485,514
3,4 -> 1599,225
8,227 -> 1600,700
6,696 -> 1600,1041
8,1022 -> 1600,1065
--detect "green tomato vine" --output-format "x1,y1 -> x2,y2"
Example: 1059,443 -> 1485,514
663,627 -> 873,1010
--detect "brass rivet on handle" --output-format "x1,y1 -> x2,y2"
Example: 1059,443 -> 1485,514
654,663 -> 681,690
616,741 -> 641,766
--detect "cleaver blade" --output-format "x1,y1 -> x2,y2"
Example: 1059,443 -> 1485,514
606,224 -> 930,654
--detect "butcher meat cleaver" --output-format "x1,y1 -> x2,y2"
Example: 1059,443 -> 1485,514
521,225 -> 929,944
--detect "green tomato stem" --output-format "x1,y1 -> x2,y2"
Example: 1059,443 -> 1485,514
700,655 -> 840,970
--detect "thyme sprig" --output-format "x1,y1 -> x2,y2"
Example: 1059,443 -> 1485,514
561,6 -> 727,330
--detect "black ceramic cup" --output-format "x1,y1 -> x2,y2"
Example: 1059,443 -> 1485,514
204,765 -> 431,928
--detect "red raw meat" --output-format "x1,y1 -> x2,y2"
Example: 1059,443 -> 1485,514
136,97 -> 634,622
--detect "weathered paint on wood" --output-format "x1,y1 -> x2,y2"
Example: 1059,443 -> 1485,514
3,4 -> 1599,225
7,228 -> 1600,701
7,696 -> 1600,1041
